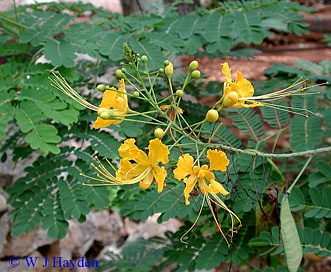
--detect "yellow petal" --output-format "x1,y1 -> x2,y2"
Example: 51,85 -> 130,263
139,169 -> 153,190
235,71 -> 254,98
208,179 -> 229,196
117,159 -> 147,180
153,165 -> 167,193
118,138 -> 138,159
173,154 -> 194,180
148,138 -> 169,165
221,62 -> 232,83
183,175 -> 197,205
207,149 -> 229,172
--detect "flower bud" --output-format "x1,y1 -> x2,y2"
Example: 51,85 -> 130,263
121,68 -> 126,73
164,60 -> 170,66
222,91 -> 239,108
165,62 -> 173,79
191,70 -> 201,79
189,60 -> 199,72
98,108 -> 113,120
206,109 -> 219,122
176,89 -> 184,97
97,84 -> 106,92
154,128 -> 165,139
133,91 -> 139,98
159,68 -> 164,73
141,55 -> 148,63
115,69 -> 124,78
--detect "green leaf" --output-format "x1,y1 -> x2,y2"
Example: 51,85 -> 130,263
280,195 -> 302,272
234,10 -> 266,45
289,97 -> 323,151
195,235 -> 228,270
304,187 -> 331,219
98,32 -> 130,60
44,39 -> 76,68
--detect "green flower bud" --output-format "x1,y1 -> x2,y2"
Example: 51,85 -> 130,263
189,60 -> 199,72
206,109 -> 219,122
159,68 -> 164,73
100,111 -> 112,120
115,69 -> 124,78
133,91 -> 139,98
97,84 -> 106,92
98,108 -> 113,120
141,55 -> 148,63
121,68 -> 127,73
191,70 -> 201,79
164,60 -> 170,66
154,128 -> 165,139
176,89 -> 184,97
165,62 -> 174,79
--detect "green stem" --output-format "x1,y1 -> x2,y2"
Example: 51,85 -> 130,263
287,156 -> 313,194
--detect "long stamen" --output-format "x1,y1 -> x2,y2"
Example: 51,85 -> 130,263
180,195 -> 206,247
50,71 -> 99,111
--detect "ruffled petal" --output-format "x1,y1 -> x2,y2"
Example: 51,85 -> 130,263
153,165 -> 167,193
148,138 -> 169,165
118,139 -> 138,159
235,71 -> 254,98
221,62 -> 232,83
183,175 -> 197,205
208,179 -> 229,196
207,149 -> 229,172
173,154 -> 194,180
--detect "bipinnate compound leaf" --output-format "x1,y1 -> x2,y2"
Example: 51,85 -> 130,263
7,147 -> 111,239
14,102 -> 61,155
280,195 -> 302,272
44,39 -> 76,68
304,187 -> 331,219
195,234 -> 228,270
309,160 -> 331,187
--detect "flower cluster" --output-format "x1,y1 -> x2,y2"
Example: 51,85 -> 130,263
50,50 -> 319,246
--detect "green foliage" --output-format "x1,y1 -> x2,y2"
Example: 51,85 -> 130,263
0,1 -> 330,272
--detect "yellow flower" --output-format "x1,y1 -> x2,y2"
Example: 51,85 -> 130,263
82,138 -> 169,193
220,62 -> 262,108
93,78 -> 128,129
219,63 -> 321,116
173,149 -> 229,205
50,72 -> 129,128
173,149 -> 241,246
116,138 -> 169,192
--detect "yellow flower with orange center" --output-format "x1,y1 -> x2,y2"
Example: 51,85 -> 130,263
173,149 -> 230,205
82,138 -> 169,193
173,149 -> 241,246
93,79 -> 128,129
220,62 -> 262,108
50,72 -> 129,128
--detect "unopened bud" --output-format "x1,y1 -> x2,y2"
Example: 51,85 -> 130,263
165,62 -> 174,79
189,60 -> 199,72
206,109 -> 219,122
97,84 -> 106,92
141,55 -> 148,63
223,91 -> 239,108
164,60 -> 170,66
115,69 -> 124,78
191,70 -> 201,79
176,89 -> 184,97
154,128 -> 165,139
133,91 -> 139,98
